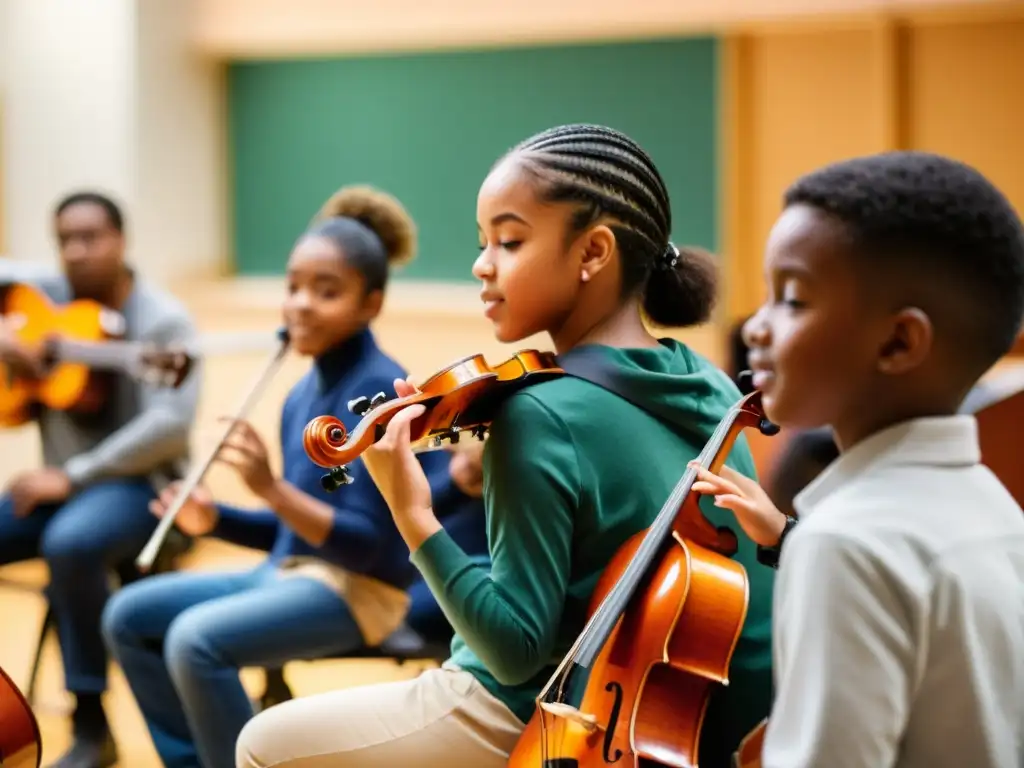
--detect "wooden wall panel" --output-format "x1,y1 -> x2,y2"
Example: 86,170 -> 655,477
904,19 -> 1024,218
724,23 -> 899,320
724,11 -> 1024,324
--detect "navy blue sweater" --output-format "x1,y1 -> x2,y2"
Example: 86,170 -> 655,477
210,328 -> 453,590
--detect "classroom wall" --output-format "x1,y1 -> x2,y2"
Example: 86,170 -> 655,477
228,38 -> 719,281
722,10 -> 1024,322
0,0 -> 225,283
194,0 -> 1018,57
1,0 -> 1020,308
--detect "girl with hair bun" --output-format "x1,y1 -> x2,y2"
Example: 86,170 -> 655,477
237,125 -> 775,768
101,186 -> 455,768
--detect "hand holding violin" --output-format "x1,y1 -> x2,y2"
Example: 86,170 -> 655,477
689,462 -> 787,548
361,378 -> 441,551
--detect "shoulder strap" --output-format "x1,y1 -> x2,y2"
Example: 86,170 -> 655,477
556,346 -> 659,420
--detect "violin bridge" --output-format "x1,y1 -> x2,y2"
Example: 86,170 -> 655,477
538,702 -> 602,734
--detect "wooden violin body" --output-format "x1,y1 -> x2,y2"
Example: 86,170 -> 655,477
510,389 -> 779,768
510,525 -> 749,767
0,663 -> 42,768
304,349 -> 563,489
0,283 -> 194,427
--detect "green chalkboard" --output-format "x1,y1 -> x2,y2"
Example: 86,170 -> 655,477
228,37 -> 719,281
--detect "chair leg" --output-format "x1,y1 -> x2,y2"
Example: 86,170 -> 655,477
27,604 -> 56,706
258,667 -> 295,713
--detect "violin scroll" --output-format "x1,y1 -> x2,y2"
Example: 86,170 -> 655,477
302,349 -> 566,490
303,416 -> 356,491
303,415 -> 350,467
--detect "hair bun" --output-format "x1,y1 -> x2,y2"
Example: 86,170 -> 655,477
315,185 -> 417,267
642,244 -> 719,328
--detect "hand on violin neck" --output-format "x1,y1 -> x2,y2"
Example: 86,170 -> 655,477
689,461 -> 787,547
362,376 -> 440,552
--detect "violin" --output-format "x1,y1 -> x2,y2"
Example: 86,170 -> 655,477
303,349 -> 564,490
0,282 -> 195,427
507,385 -> 779,768
0,661 -> 42,767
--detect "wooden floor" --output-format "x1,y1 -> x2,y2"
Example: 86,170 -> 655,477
0,540 -> 439,767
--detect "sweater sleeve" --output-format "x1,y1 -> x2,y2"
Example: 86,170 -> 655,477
211,503 -> 280,552
411,392 -> 579,685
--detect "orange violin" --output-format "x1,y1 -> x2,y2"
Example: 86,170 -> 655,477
508,386 -> 779,768
303,349 -> 564,490
0,662 -> 42,768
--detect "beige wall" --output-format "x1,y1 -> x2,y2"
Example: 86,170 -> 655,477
193,0 -> 1019,57
723,9 -> 1024,321
0,0 -> 226,284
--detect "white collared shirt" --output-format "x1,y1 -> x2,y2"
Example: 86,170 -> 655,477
763,416 -> 1024,768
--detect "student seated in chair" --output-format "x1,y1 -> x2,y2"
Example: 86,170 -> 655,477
261,441 -> 488,708
101,185 -> 455,768
0,191 -> 200,768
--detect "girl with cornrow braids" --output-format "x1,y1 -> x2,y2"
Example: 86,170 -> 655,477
237,124 -> 775,768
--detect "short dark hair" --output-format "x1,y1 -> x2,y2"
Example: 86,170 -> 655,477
506,123 -> 718,329
785,151 -> 1024,379
54,191 -> 125,233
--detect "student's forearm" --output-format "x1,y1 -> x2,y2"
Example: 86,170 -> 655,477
261,479 -> 334,546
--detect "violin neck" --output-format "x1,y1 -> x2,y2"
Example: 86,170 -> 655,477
570,411 -> 738,667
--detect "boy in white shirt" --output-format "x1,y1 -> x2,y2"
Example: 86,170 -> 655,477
693,151 -> 1024,768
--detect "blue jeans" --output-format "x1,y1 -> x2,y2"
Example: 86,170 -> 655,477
102,562 -> 366,768
0,478 -> 158,693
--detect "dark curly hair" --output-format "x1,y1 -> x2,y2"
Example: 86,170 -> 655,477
507,124 -> 718,329
785,151 -> 1024,378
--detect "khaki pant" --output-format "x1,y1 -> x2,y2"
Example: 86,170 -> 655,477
235,667 -> 525,767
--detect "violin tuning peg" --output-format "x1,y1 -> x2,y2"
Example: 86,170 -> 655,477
369,392 -> 388,408
320,465 -> 353,492
348,396 -> 371,416
448,431 -> 461,444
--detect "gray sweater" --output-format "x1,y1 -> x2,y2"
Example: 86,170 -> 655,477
1,261 -> 201,490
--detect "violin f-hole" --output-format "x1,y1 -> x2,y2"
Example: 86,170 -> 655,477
602,681 -> 624,763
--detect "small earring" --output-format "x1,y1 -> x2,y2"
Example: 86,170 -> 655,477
581,271 -> 590,283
